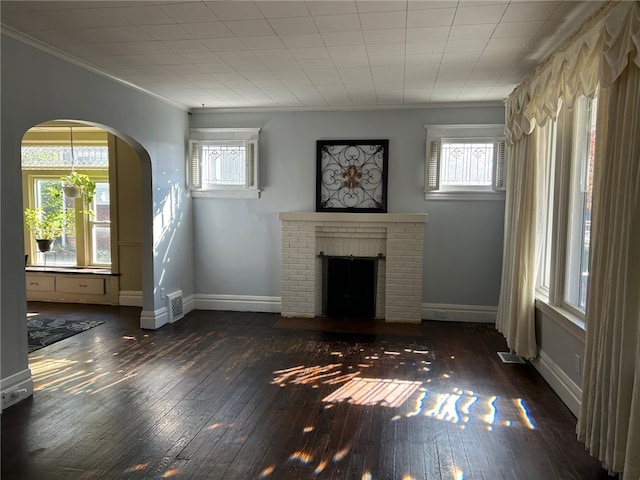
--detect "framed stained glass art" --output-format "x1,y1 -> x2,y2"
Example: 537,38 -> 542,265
316,139 -> 389,212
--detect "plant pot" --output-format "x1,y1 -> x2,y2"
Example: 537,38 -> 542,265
36,239 -> 54,252
63,184 -> 80,198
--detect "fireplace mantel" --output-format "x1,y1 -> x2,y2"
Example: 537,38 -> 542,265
279,212 -> 428,223
280,211 -> 427,323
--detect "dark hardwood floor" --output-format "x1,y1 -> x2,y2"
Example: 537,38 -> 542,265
2,302 -> 612,480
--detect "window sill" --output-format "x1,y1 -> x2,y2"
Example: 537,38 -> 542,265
424,190 -> 505,201
535,296 -> 586,340
191,189 -> 260,199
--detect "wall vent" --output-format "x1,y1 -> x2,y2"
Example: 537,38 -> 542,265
167,290 -> 184,323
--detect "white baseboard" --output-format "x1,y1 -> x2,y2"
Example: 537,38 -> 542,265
119,290 -> 143,307
422,303 -> 497,323
1,368 -> 33,411
532,348 -> 582,417
140,307 -> 168,329
183,294 -> 195,316
194,294 -> 281,313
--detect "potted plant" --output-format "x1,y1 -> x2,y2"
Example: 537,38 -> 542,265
24,183 -> 75,252
61,171 -> 96,214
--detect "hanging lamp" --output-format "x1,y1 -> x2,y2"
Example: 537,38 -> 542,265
62,126 -> 81,198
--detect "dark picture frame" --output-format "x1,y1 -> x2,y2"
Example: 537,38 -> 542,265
316,139 -> 389,212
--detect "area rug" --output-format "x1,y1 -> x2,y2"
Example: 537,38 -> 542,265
27,317 -> 104,353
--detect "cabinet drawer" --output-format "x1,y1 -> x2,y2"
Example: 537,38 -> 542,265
26,275 -> 55,292
58,276 -> 105,295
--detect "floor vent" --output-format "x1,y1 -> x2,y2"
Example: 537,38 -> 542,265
167,291 -> 184,323
497,352 -> 526,364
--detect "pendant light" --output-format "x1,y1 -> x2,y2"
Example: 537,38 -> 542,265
63,126 -> 80,198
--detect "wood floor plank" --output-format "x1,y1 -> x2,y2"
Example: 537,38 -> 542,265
1,303 -> 616,480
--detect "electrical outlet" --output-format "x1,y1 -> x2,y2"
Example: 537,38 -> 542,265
574,354 -> 582,375
434,310 -> 448,319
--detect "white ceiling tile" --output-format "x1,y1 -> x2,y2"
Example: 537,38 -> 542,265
406,41 -> 446,55
256,1 -> 310,19
449,24 -> 496,41
369,55 -> 405,67
407,8 -> 455,27
304,67 -> 340,79
271,69 -> 308,79
376,91 -> 404,104
405,64 -> 439,76
405,53 -> 443,65
363,29 -> 406,45
224,19 -> 276,37
89,55 -> 156,67
163,40 -> 210,54
204,2 -> 264,21
321,31 -> 365,47
485,36 -> 531,52
356,1 -> 407,13
332,56 -> 370,68
306,1 -> 358,16
493,21 -> 544,38
181,51 -> 223,63
289,47 -> 331,60
197,63 -> 237,74
217,51 -> 261,64
116,6 -> 174,26
360,11 -> 406,30
181,22 -> 235,39
264,60 -> 301,70
142,25 -> 194,41
280,34 -> 325,48
253,49 -> 295,61
159,2 -> 220,23
338,67 -> 372,77
296,59 -> 335,70
366,43 -> 405,56
406,26 -> 449,43
438,62 -> 475,74
502,2 -> 561,23
328,45 -> 368,58
453,4 -> 509,25
312,76 -> 345,86
445,39 -> 488,53
314,14 -> 361,33
93,26 -> 156,43
142,53 -> 191,65
233,62 -> 270,73
200,38 -> 248,52
408,1 -> 452,9
441,52 -> 481,64
269,16 -> 318,36
240,36 -> 286,50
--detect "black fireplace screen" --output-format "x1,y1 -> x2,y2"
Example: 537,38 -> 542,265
322,256 -> 377,318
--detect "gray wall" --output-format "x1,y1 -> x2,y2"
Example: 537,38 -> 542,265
190,107 -> 505,306
1,35 -> 193,386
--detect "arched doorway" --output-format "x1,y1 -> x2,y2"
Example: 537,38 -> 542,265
21,119 -> 152,313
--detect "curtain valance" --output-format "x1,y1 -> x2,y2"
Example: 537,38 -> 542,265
505,1 -> 639,145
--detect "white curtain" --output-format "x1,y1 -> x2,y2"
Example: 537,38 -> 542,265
496,123 -> 551,359
576,5 -> 640,477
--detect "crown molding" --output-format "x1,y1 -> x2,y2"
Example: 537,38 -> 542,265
1,25 -> 188,112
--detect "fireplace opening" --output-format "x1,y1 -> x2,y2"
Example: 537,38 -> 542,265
322,256 -> 377,318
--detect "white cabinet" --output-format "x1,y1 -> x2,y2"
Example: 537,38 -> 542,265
26,271 -> 118,305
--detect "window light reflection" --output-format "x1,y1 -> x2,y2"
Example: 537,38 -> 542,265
515,398 -> 536,429
323,378 -> 422,408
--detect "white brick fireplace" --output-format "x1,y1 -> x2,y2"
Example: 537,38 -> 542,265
279,212 -> 428,323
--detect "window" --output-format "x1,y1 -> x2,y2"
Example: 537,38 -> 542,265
22,142 -> 110,268
189,128 -> 260,198
565,96 -> 597,311
425,124 -> 506,200
536,95 -> 598,317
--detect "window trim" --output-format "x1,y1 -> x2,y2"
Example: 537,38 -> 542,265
189,128 -> 260,199
424,124 -> 506,201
